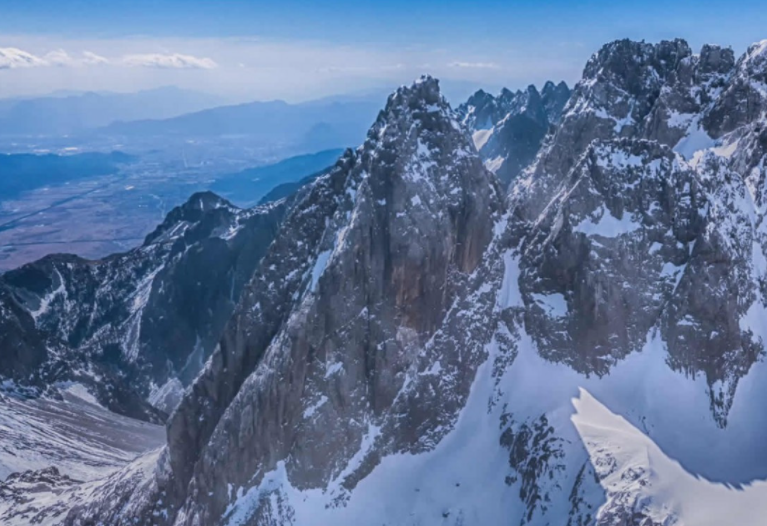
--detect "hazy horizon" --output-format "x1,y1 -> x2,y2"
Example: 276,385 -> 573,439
2,0 -> 766,102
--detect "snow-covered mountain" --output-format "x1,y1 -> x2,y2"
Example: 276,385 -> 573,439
456,81 -> 570,186
0,191 -> 285,419
2,37 -> 767,526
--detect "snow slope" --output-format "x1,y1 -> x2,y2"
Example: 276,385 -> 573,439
222,247 -> 767,526
573,388 -> 767,526
0,391 -> 165,481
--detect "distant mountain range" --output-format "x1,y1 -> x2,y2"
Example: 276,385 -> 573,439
102,97 -> 383,153
457,81 -> 571,185
0,87 -> 228,136
0,87 -> 385,154
209,148 -> 344,206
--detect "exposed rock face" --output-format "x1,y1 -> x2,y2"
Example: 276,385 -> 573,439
705,40 -> 767,137
457,81 -> 570,186
0,191 -> 285,419
541,80 -> 572,125
163,75 -> 502,524
511,38 -> 767,424
8,38 -> 767,526
517,139 -> 705,375
0,286 -> 50,381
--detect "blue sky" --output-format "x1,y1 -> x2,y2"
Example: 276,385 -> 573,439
1,0 -> 766,101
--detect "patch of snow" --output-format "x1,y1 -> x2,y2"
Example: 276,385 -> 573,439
59,382 -> 102,408
472,128 -> 494,151
667,110 -> 695,128
310,250 -> 332,292
29,269 -> 66,321
0,394 -> 164,482
661,261 -> 685,290
148,377 -> 185,414
220,221 -> 243,241
712,139 -> 740,159
740,297 -> 767,333
574,206 -> 641,237
606,150 -> 643,168
421,360 -> 443,376
484,155 -> 504,173
303,396 -> 328,419
324,361 -> 344,379
674,118 -> 716,160
495,249 -> 522,311
531,293 -> 568,318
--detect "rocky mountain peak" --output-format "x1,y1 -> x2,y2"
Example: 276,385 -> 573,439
143,190 -> 239,245
742,39 -> 767,71
697,44 -> 736,76
381,75 -> 446,116
373,75 -> 450,130
511,37 -> 767,427
583,38 -> 692,86
566,38 -> 694,145
498,86 -> 516,103
360,75 -> 487,221
150,76 -> 503,524
463,87 -> 493,109
703,40 -> 767,138
541,80 -> 570,124
457,80 -> 571,186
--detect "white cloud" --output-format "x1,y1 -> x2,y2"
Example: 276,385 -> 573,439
82,51 -> 110,66
0,47 -> 215,70
0,35 -> 586,101
121,53 -> 217,69
0,47 -> 47,69
43,49 -> 77,67
447,61 -> 501,70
